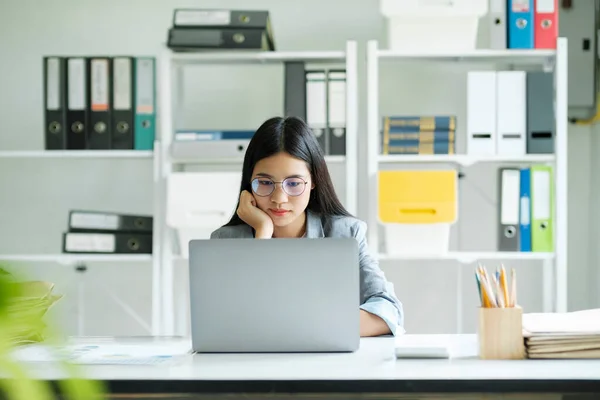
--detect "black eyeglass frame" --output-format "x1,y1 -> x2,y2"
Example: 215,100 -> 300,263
250,177 -> 309,197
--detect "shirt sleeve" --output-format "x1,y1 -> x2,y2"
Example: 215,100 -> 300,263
353,220 -> 405,335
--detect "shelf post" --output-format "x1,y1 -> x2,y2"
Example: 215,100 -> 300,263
366,40 -> 380,253
345,40 -> 358,216
554,37 -> 568,313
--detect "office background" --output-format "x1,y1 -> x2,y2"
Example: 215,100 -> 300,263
0,0 -> 597,336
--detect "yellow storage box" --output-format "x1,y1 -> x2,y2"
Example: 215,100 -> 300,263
378,170 -> 458,255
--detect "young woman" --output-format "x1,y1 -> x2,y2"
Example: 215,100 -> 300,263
211,116 -> 404,337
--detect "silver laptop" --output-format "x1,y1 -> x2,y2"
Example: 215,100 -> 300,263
188,237 -> 360,353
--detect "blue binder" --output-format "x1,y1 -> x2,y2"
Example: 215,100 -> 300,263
134,57 -> 156,150
519,168 -> 532,252
508,0 -> 534,49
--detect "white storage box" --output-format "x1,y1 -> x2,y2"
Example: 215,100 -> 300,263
384,224 -> 451,256
167,172 -> 242,258
379,0 -> 488,52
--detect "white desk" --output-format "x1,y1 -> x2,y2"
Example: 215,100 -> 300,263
14,334 -> 600,397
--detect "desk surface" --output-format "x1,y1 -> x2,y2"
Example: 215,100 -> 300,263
14,334 -> 600,395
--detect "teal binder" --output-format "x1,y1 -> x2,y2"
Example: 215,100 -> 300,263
134,57 -> 156,150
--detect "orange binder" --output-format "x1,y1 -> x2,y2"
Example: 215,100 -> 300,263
534,0 -> 558,49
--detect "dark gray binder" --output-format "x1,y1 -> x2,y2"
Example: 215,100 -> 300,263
167,28 -> 274,51
488,0 -> 507,49
284,62 -> 306,120
498,168 -> 520,251
171,9 -> 275,51
43,56 -> 67,150
526,72 -> 554,154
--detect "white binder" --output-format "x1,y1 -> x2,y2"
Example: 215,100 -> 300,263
166,172 -> 241,258
467,71 -> 497,156
496,71 -> 527,156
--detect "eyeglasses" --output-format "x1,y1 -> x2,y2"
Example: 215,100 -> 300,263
251,177 -> 308,197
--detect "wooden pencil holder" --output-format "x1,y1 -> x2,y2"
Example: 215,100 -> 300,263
478,306 -> 525,360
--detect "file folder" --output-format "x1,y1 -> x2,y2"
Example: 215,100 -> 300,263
534,0 -> 558,49
284,61 -> 306,119
467,71 -> 496,155
68,210 -> 152,233
305,70 -> 327,154
489,0 -> 507,49
498,168 -> 521,251
66,57 -> 88,150
134,57 -> 156,150
507,0 -> 534,49
530,165 -> 554,252
519,168 -> 532,252
63,232 -> 152,254
43,56 -> 67,150
327,70 -> 346,155
496,71 -> 526,156
167,28 -> 274,51
87,57 -> 111,149
526,72 -> 554,154
111,57 -> 134,149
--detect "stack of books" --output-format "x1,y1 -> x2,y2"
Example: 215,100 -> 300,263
522,309 -> 600,359
381,115 -> 456,155
4,280 -> 63,346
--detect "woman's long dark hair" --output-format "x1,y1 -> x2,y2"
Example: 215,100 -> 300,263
224,116 -> 352,226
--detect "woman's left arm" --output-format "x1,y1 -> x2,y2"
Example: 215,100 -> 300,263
352,220 -> 405,337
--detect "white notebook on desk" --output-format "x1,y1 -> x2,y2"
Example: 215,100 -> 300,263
394,334 -> 476,359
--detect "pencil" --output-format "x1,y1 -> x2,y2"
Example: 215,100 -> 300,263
475,271 -> 483,306
500,265 -> 510,307
510,268 -> 517,307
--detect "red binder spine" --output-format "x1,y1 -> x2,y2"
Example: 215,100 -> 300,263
534,0 -> 558,49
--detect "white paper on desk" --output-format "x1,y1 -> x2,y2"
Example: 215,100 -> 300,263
522,308 -> 600,336
11,342 -> 192,366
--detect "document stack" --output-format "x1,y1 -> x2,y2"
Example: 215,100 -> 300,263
381,116 -> 456,155
4,279 -> 63,346
171,129 -> 255,161
62,210 -> 153,254
167,9 -> 275,51
522,309 -> 600,359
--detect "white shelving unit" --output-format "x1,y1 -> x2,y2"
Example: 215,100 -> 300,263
366,39 -> 568,315
0,150 -> 153,159
155,41 -> 359,336
0,148 -> 156,336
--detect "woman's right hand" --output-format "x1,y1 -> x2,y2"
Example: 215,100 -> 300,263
236,190 -> 274,238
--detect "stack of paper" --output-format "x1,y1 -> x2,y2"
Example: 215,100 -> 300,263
4,281 -> 63,346
522,309 -> 600,359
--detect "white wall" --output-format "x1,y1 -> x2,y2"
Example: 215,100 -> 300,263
0,0 -> 598,337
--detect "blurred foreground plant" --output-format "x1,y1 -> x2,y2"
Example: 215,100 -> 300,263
0,265 -> 106,400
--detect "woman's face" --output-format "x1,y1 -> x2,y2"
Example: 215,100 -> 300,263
250,152 -> 313,228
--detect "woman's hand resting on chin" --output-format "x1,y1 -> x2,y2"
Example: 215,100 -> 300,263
236,190 -> 274,238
